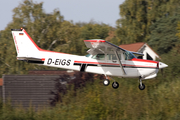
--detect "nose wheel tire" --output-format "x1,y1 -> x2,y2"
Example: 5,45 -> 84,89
112,82 -> 119,89
103,79 -> 110,86
139,83 -> 145,90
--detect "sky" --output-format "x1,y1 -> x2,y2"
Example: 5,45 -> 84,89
0,0 -> 125,30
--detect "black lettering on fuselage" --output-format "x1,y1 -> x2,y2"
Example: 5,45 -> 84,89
66,59 -> 71,66
47,58 -> 71,66
61,59 -> 66,65
59,59 -> 62,65
55,59 -> 59,65
47,58 -> 52,65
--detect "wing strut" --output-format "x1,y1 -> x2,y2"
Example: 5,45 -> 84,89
114,50 -> 126,75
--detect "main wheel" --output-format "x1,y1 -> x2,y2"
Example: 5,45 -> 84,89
139,83 -> 145,90
103,79 -> 110,86
112,82 -> 119,89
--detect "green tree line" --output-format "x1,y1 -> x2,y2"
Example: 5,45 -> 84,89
116,0 -> 180,44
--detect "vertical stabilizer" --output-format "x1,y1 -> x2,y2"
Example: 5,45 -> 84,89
11,28 -> 40,58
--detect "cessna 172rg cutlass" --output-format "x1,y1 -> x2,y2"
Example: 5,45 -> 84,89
11,28 -> 168,90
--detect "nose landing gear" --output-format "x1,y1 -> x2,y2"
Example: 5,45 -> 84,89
139,83 -> 145,90
139,78 -> 145,90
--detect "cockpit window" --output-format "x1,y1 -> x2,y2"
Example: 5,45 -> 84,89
123,51 -> 136,60
107,54 -> 121,60
92,54 -> 105,60
85,54 -> 91,57
107,54 -> 117,60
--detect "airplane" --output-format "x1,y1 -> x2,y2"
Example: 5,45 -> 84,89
11,28 -> 168,90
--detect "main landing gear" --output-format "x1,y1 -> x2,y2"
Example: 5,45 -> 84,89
112,82 -> 119,89
103,79 -> 110,86
103,77 -> 119,89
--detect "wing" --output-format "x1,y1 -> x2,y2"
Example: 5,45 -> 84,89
84,39 -> 144,56
84,39 -> 126,55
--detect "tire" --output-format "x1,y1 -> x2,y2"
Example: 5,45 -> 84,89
139,83 -> 145,90
112,82 -> 119,89
103,79 -> 110,86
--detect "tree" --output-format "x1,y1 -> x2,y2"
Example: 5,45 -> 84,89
148,14 -> 180,55
116,0 -> 180,44
0,0 -> 65,76
53,21 -> 82,55
80,23 -> 111,40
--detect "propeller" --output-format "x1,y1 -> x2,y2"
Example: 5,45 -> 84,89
161,68 -> 164,77
159,62 -> 167,77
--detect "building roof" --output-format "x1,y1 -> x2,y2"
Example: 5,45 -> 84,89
0,78 -> 2,86
119,42 -> 145,52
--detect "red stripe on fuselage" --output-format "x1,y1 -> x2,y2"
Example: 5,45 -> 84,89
130,58 -> 158,64
41,58 -> 45,61
74,59 -> 158,68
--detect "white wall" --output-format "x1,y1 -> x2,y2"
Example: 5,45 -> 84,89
142,44 -> 159,60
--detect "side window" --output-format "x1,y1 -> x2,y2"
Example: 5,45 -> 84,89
92,54 -> 105,60
107,54 -> 117,60
107,54 -> 121,60
117,54 -> 121,60
106,48 -> 122,61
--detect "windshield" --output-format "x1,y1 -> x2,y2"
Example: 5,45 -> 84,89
85,54 -> 91,57
123,51 -> 136,60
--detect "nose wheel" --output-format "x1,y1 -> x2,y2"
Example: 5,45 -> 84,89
139,83 -> 145,90
139,78 -> 145,90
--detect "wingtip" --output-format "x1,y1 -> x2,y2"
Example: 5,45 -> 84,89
84,39 -> 106,42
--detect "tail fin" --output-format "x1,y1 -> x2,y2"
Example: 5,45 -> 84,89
11,28 -> 40,58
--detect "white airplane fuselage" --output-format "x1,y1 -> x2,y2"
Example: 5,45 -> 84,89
18,50 -> 159,79
12,28 -> 167,82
